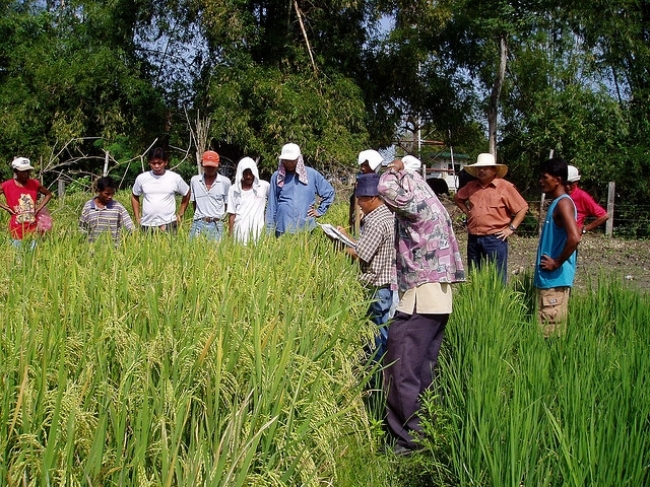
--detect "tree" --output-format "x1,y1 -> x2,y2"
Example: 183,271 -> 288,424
0,1 -> 167,178
184,0 -> 388,170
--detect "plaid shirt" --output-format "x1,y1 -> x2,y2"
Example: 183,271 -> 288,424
355,204 -> 395,287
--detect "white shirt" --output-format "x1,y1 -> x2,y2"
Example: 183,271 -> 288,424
132,170 -> 189,226
190,173 -> 231,219
227,181 -> 270,244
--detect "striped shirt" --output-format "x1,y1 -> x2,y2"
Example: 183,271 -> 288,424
355,204 -> 395,287
79,198 -> 135,243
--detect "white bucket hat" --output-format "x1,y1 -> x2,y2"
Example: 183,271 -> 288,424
567,165 -> 581,182
357,149 -> 383,172
402,155 -> 421,172
279,143 -> 301,160
464,153 -> 508,178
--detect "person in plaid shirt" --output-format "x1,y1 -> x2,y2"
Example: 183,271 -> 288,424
337,172 -> 395,360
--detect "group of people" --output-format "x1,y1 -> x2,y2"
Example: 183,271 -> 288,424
129,144 -> 335,243
336,150 -> 608,455
0,143 -> 336,246
0,144 -> 608,456
453,154 -> 607,335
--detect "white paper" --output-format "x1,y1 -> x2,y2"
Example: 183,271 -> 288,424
318,223 -> 356,247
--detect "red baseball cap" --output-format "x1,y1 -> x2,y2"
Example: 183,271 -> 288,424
202,150 -> 220,167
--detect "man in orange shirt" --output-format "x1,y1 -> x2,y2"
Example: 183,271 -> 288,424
454,153 -> 528,283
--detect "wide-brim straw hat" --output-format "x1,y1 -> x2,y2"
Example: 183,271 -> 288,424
464,153 -> 508,178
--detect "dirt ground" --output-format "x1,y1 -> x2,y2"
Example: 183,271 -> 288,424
507,234 -> 650,292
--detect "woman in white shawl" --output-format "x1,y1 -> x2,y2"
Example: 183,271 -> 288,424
227,157 -> 270,244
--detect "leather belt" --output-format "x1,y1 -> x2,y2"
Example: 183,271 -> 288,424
199,217 -> 222,223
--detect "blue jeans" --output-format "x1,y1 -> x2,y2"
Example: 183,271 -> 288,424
189,219 -> 224,241
12,239 -> 37,250
368,287 -> 392,360
467,234 -> 508,283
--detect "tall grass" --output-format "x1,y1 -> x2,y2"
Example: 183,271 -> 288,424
425,268 -> 650,486
0,193 -> 389,486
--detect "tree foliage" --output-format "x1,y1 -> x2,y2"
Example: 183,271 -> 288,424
0,0 -> 649,200
0,1 -> 167,177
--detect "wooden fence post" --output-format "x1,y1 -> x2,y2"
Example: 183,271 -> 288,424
57,179 -> 65,197
606,181 -> 615,237
538,193 -> 546,236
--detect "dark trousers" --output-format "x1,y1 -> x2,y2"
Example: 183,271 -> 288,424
467,233 -> 508,283
384,311 -> 449,449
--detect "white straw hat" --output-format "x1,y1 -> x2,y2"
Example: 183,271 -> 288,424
464,153 -> 508,178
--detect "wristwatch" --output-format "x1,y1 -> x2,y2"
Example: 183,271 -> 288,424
509,224 -> 517,232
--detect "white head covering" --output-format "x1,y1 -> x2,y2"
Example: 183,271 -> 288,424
279,143 -> 301,160
234,157 -> 261,194
464,153 -> 508,178
567,165 -> 581,182
12,157 -> 34,171
357,150 -> 384,172
277,143 -> 308,187
402,155 -> 422,172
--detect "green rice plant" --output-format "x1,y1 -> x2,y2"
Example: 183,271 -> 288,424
0,195 -> 389,486
427,268 -> 650,486
5,191 -> 647,487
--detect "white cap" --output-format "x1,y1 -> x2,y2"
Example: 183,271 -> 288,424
11,157 -> 34,171
357,149 -> 383,171
402,155 -> 421,172
279,143 -> 301,160
567,165 -> 581,182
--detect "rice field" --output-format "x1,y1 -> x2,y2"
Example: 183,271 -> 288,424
0,192 -> 648,486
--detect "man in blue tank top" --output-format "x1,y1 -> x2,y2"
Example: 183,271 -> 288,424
534,158 -> 581,337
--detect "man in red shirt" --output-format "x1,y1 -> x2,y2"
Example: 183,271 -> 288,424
0,157 -> 52,245
454,153 -> 528,283
566,165 -> 609,235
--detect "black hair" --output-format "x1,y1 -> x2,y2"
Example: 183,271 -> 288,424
541,158 -> 568,184
148,147 -> 168,162
95,176 -> 117,192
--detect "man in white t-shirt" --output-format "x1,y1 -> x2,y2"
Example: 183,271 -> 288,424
189,150 -> 231,241
131,147 -> 190,233
227,157 -> 270,244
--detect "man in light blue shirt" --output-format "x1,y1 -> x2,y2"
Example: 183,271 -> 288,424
265,143 -> 335,236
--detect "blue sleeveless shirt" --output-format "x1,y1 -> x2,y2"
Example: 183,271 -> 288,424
534,194 -> 577,289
